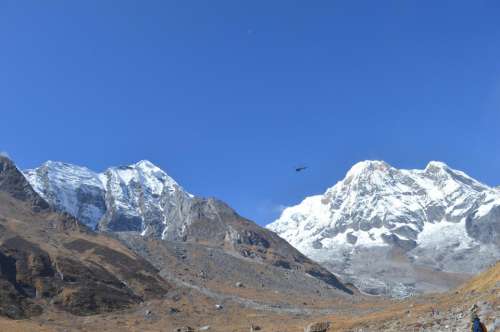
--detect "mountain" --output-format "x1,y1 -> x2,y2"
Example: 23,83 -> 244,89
24,159 -> 352,294
0,156 -> 170,318
267,160 -> 500,297
2,156 -> 498,331
24,160 -> 192,237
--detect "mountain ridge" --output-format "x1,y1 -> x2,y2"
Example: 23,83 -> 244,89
23,158 -> 352,294
267,160 -> 500,297
24,159 -> 192,237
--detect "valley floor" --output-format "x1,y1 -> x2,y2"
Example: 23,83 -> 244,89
1,262 -> 498,332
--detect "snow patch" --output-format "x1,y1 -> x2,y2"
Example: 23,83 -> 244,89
417,218 -> 474,250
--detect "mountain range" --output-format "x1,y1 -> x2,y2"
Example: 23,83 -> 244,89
1,155 -> 499,330
21,159 -> 500,298
23,159 -> 351,291
268,160 -> 500,296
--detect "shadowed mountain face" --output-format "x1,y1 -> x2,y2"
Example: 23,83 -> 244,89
0,156 -> 170,319
24,160 -> 352,294
0,157 -> 49,212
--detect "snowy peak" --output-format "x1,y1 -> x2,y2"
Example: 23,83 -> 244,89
23,160 -> 192,235
269,160 -> 498,249
345,160 -> 391,177
267,160 -> 500,296
422,161 -> 488,192
26,160 -> 103,189
337,160 -> 399,193
24,161 -> 105,228
104,160 -> 186,197
116,160 -> 178,185
425,160 -> 449,170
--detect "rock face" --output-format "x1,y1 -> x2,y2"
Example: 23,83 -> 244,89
0,157 -> 170,319
174,198 -> 350,292
0,156 -> 49,212
267,160 -> 500,297
24,159 -> 352,294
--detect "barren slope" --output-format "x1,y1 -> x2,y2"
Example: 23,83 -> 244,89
0,156 -> 170,318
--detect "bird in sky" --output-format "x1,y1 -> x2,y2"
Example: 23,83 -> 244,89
295,166 -> 307,172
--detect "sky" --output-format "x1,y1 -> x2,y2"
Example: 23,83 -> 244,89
1,1 -> 499,226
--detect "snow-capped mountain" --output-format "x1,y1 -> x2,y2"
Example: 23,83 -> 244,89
24,160 -> 192,238
267,160 -> 500,297
22,159 -> 351,292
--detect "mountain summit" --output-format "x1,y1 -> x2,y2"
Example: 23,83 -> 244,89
267,160 -> 500,297
24,160 -> 192,237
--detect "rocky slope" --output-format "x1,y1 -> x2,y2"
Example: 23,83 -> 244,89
328,262 -> 500,331
0,156 -> 170,318
267,160 -> 500,297
24,159 -> 352,294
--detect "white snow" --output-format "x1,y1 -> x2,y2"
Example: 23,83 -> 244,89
23,160 -> 192,234
24,161 -> 106,229
474,191 -> 500,218
417,218 -> 474,250
267,160 -> 500,257
320,226 -> 392,248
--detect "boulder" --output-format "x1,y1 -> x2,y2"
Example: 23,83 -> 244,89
304,321 -> 331,332
175,327 -> 194,332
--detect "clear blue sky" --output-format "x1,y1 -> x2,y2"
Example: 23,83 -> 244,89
1,1 -> 499,225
